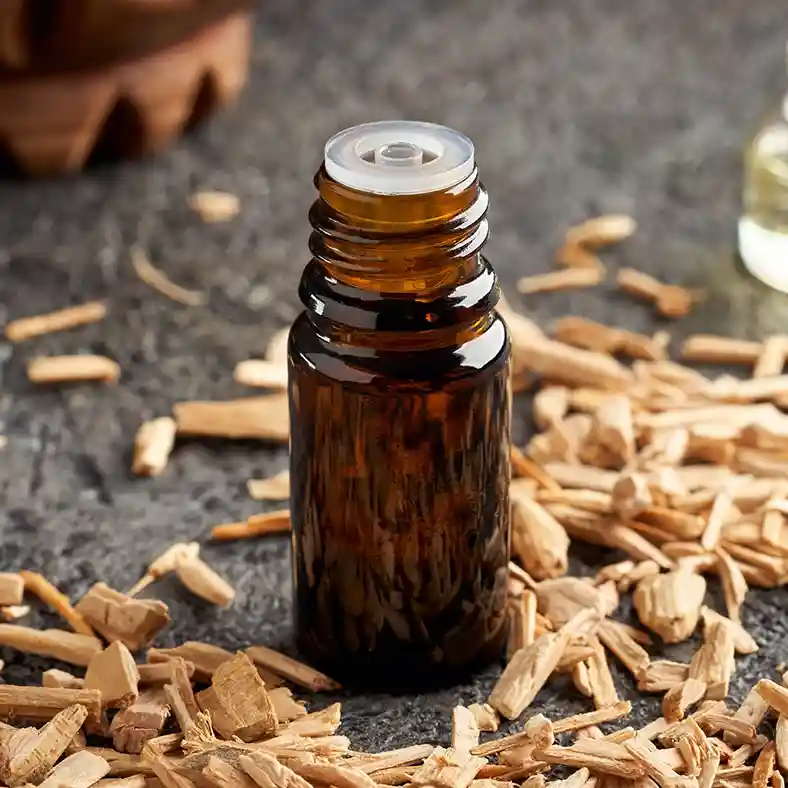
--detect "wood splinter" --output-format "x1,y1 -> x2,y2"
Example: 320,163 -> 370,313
517,268 -> 605,295
617,268 -> 700,319
131,418 -> 177,477
127,543 -> 199,597
174,394 -> 290,443
175,554 -> 235,608
27,355 -> 120,385
211,510 -> 291,542
4,301 -> 107,343
75,583 -> 171,651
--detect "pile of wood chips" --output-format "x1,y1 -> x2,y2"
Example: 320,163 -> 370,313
6,216 -> 788,788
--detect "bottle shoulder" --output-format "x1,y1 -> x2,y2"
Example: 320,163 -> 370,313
288,310 -> 510,388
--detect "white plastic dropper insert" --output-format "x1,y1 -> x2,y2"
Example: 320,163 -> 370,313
324,120 -> 475,196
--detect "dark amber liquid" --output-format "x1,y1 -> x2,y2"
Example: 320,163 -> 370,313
288,166 -> 511,689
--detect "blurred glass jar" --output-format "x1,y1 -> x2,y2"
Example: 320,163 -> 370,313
739,45 -> 788,293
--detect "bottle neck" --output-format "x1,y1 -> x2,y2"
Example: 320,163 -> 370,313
301,167 -> 498,335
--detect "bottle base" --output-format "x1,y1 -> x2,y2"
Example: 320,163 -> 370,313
297,623 -> 508,693
738,216 -> 788,294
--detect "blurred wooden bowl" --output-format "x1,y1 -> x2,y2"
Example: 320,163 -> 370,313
0,11 -> 253,175
0,0 -> 253,71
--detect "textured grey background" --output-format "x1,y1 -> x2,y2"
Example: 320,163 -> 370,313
1,0 -> 788,751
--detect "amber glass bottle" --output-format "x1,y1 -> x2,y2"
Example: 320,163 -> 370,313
288,121 -> 511,689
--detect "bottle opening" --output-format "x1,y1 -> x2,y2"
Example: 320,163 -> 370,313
374,141 -> 425,167
324,120 -> 474,195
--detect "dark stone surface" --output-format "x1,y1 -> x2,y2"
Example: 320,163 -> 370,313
1,0 -> 788,751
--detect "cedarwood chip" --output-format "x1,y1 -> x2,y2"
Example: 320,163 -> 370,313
713,549 -> 748,624
0,574 -> 23,607
131,246 -> 204,306
188,190 -> 241,223
511,493 -> 570,581
410,746 -> 486,788
42,669 -> 84,690
489,610 -> 597,720
211,510 -> 291,542
517,268 -> 604,295
28,355 -> 120,384
723,687 -> 769,745
688,621 -> 735,700
110,687 -> 170,754
617,268 -> 697,319
637,660 -> 689,693
511,337 -> 633,390
163,659 -> 199,736
75,583 -> 171,651
533,739 -> 645,779
699,607 -> 758,655
2,704 -> 89,787
239,750 -> 311,788
468,704 -> 499,733
488,631 -> 568,720
756,679 -> 788,716
148,642 -> 233,683
84,641 -> 140,709
753,741 -> 776,788
452,708 -> 481,757
176,556 -> 235,608
581,395 -> 636,469
663,679 -> 708,723
296,761 -> 388,788
553,318 -> 665,362
276,702 -> 341,737
680,335 -> 761,365
267,688 -> 307,724
623,738 -> 695,788
127,543 -> 200,597
19,571 -> 95,637
633,570 -> 706,643
4,301 -> 107,342
203,755 -> 257,788
598,620 -> 650,678
132,418 -> 177,477
565,215 -> 637,248
246,645 -> 341,692
195,653 -> 276,742
247,471 -> 290,501
776,715 -> 788,772
234,360 -> 288,390
39,750 -> 111,788
174,394 -> 290,442
0,625 -> 101,666
585,636 -> 618,709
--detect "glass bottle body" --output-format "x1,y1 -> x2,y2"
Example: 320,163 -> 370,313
739,96 -> 788,292
288,166 -> 511,689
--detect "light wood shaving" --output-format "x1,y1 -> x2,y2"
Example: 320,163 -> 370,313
28,355 -> 120,384
175,555 -> 235,608
211,510 -> 291,541
517,268 -> 604,295
247,471 -> 291,501
75,583 -> 171,651
4,301 -> 107,342
188,190 -> 241,223
234,359 -> 288,390
0,575 -> 23,607
174,394 -> 290,442
132,418 -> 177,477
131,246 -> 204,306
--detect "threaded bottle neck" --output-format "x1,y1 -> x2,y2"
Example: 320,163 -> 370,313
301,168 -> 497,334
